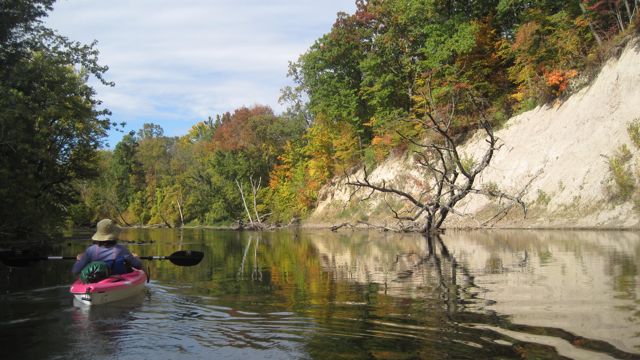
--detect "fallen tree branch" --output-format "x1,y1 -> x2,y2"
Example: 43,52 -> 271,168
330,222 -> 353,232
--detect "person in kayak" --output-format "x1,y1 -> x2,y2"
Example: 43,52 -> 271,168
72,218 -> 143,276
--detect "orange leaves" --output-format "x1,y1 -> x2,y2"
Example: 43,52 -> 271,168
512,21 -> 540,51
544,70 -> 565,87
543,69 -> 578,95
370,132 -> 396,162
504,7 -> 592,107
371,133 -> 392,146
268,163 -> 289,189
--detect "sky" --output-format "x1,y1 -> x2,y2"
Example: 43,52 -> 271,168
45,0 -> 356,147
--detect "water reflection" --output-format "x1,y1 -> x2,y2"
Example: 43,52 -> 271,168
237,234 -> 263,281
443,230 -> 640,357
310,232 -> 471,315
308,229 -> 640,357
1,229 -> 639,359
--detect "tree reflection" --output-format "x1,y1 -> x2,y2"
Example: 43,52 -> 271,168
32,228 -> 635,359
237,234 -> 263,281
311,232 -> 474,309
303,232 -> 533,359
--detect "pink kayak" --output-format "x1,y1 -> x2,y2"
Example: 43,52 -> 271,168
70,269 -> 147,305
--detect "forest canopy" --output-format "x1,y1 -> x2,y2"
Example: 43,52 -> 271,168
1,0 -> 638,237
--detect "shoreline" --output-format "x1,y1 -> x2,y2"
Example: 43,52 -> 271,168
117,222 -> 640,233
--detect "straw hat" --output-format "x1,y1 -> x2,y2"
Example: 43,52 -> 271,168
92,219 -> 121,241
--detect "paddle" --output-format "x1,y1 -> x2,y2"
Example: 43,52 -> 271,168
138,250 -> 204,267
0,249 -> 204,267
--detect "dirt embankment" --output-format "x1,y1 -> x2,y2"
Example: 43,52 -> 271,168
306,39 -> 640,230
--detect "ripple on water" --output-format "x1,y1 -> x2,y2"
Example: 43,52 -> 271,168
124,284 -> 518,359
2,229 -> 639,360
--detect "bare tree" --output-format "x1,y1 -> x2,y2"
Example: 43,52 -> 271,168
235,178 -> 255,227
235,175 -> 270,230
347,86 -> 526,235
175,199 -> 184,228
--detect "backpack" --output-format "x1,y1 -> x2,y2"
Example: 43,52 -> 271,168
80,261 -> 111,283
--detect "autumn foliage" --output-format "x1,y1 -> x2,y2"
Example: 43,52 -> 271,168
74,0 -> 638,227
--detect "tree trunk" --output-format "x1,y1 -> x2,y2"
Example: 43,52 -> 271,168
250,176 -> 262,225
175,199 -> 184,228
612,3 -> 626,31
159,213 -> 172,228
118,213 -> 131,227
579,2 -> 602,46
235,178 -> 254,226
623,0 -> 633,22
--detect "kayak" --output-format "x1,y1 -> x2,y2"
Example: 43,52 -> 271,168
70,268 -> 147,305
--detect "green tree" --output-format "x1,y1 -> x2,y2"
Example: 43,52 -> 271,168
110,133 -> 144,221
0,0 -> 112,237
290,4 -> 374,147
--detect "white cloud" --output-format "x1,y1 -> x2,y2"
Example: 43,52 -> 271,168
45,0 -> 356,144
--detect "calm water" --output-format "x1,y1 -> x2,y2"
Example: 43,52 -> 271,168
1,229 -> 639,359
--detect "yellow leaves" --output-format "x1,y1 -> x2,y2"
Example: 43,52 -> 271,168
332,124 -> 359,170
510,90 -> 525,102
371,133 -> 393,147
269,118 -> 362,219
363,116 -> 377,127
307,159 -> 324,178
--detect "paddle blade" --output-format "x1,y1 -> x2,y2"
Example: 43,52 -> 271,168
167,250 -> 204,267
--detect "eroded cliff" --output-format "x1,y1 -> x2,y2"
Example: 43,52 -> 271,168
308,39 -> 640,229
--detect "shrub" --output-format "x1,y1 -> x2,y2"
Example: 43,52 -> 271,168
536,189 -> 551,206
608,144 -> 635,201
627,118 -> 640,149
482,181 -> 500,198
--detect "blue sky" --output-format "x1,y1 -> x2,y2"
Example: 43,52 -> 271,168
45,0 -> 356,147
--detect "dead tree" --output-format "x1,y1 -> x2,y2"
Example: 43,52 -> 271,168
235,175 -> 269,230
347,87 -> 526,235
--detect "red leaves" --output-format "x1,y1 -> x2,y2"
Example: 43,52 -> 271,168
210,105 -> 274,152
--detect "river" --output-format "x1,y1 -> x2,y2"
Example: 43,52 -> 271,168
0,229 -> 638,359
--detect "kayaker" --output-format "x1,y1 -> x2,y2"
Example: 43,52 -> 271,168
72,218 -> 143,276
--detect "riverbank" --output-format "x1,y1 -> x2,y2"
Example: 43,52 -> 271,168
306,37 -> 640,231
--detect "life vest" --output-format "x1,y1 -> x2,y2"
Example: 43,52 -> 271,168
104,255 -> 131,275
